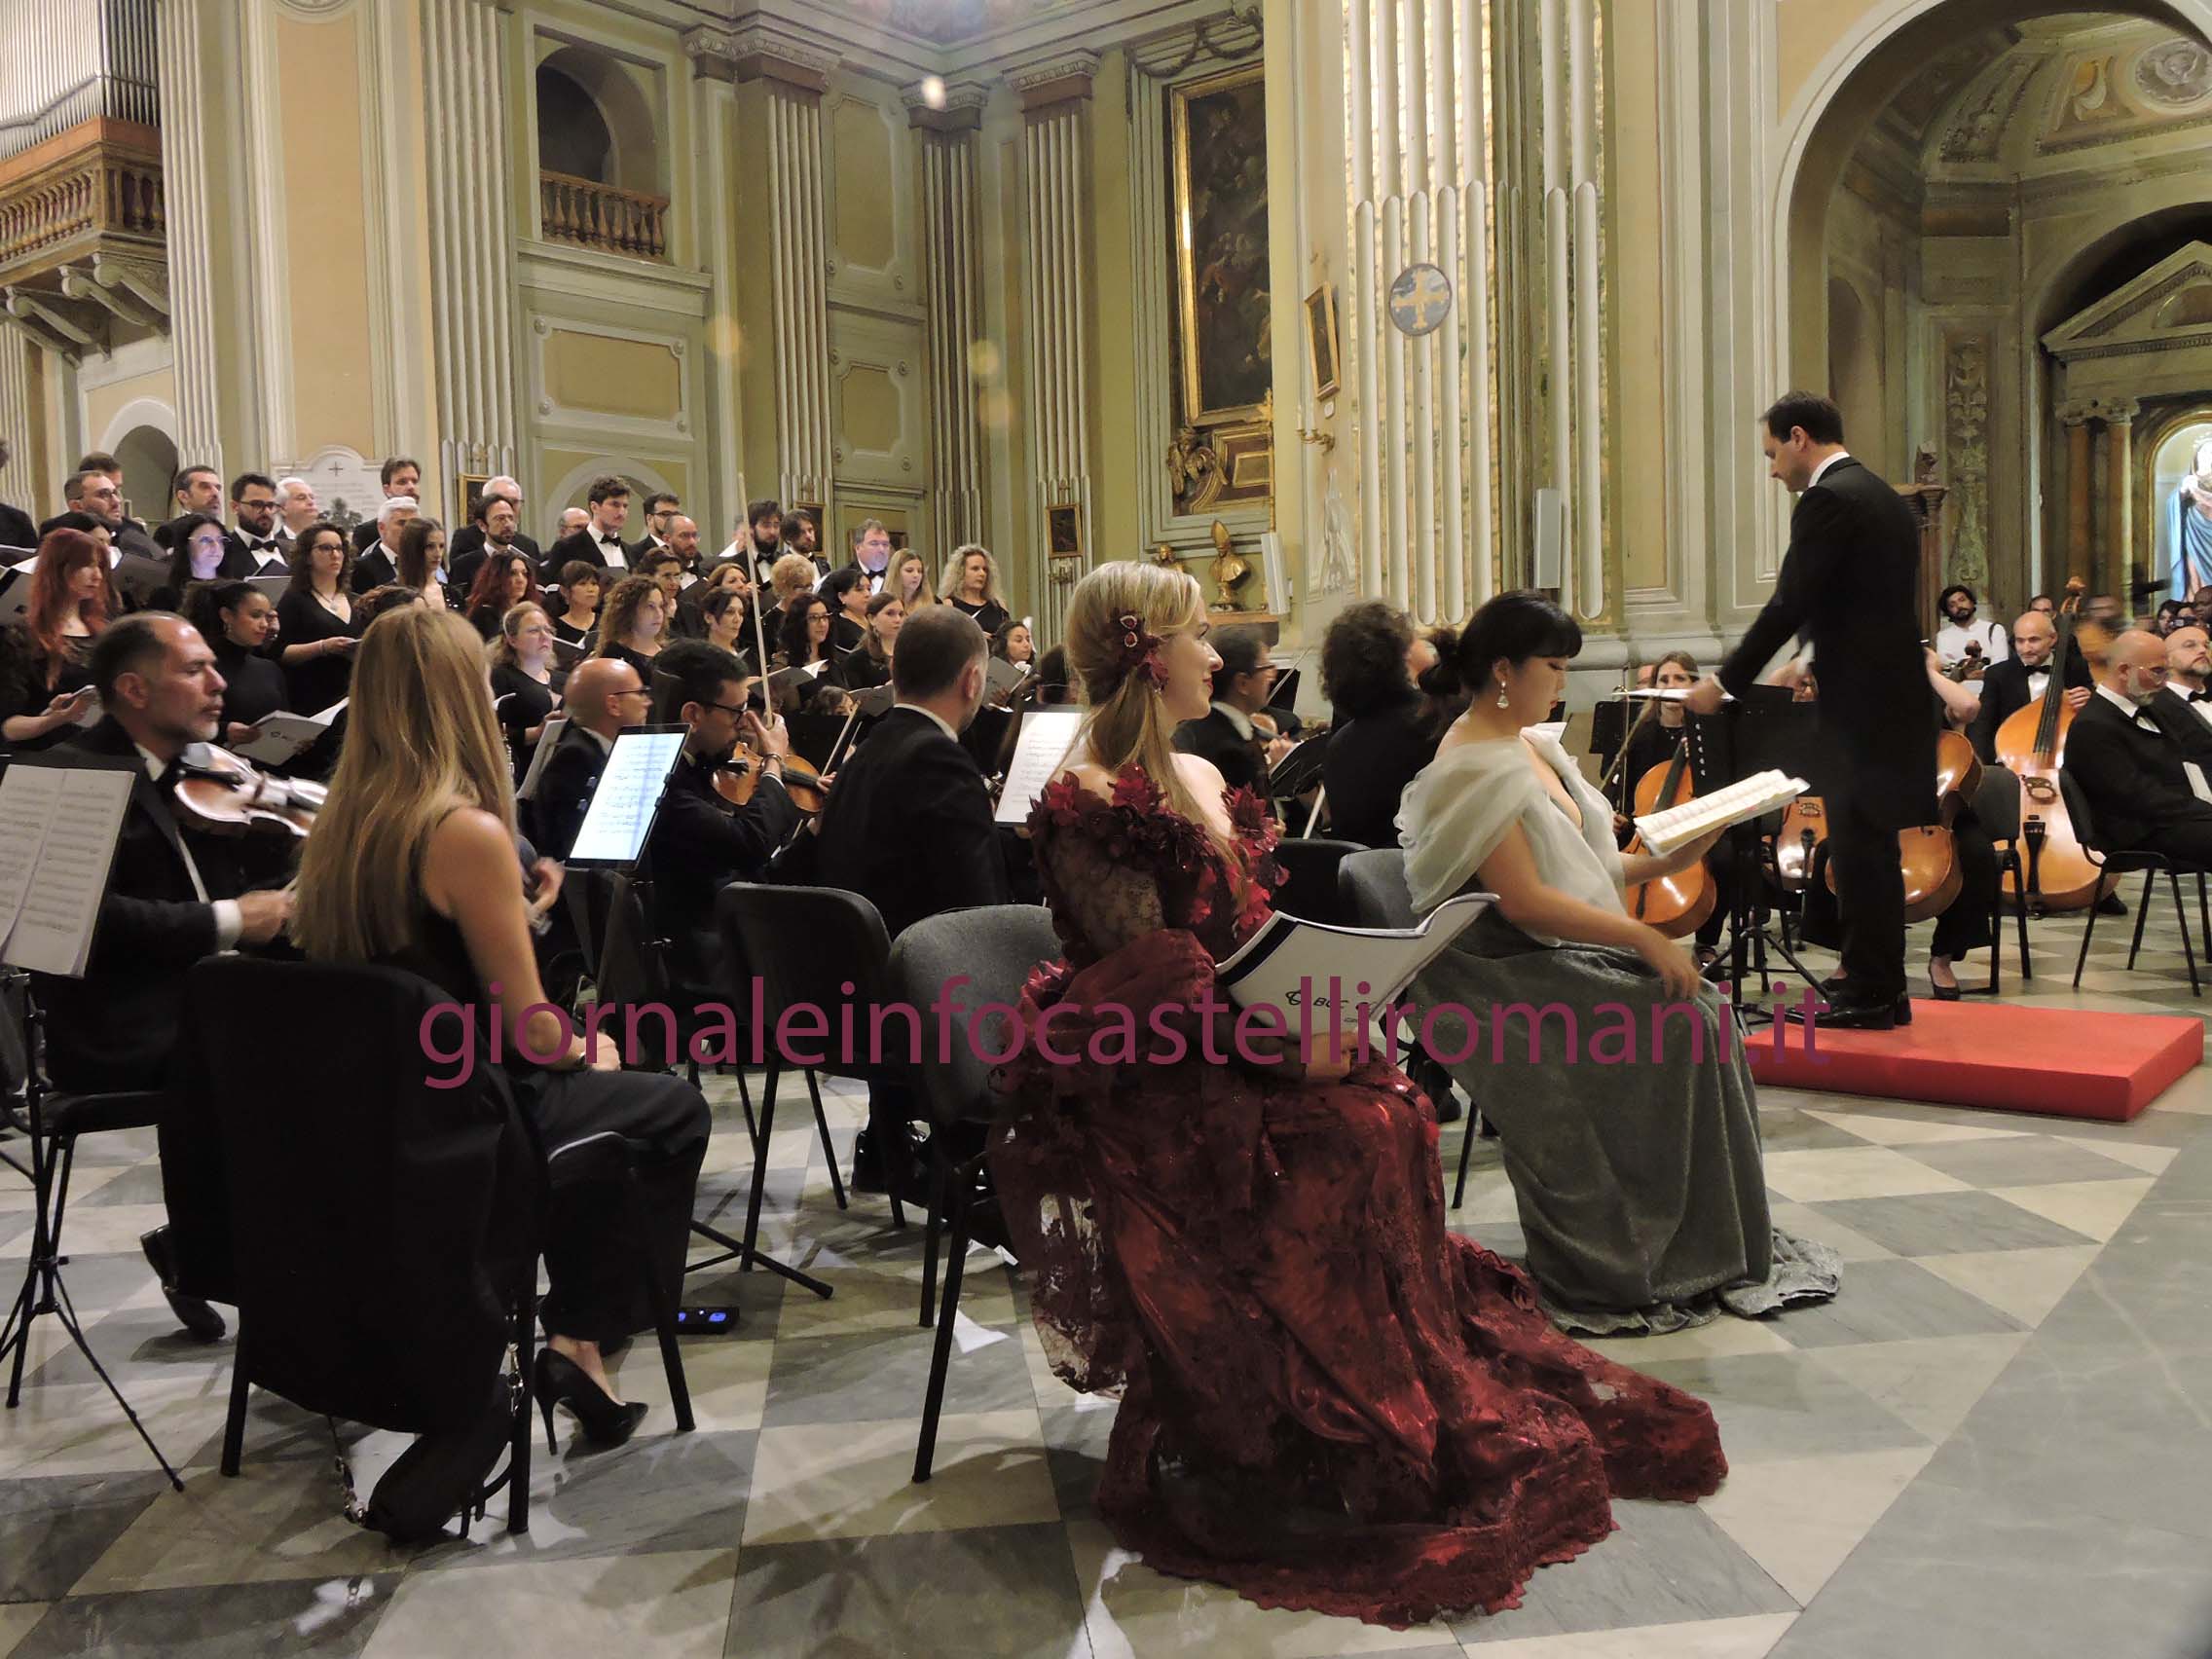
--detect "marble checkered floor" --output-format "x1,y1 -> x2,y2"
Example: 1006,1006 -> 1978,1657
4,898 -> 2212,1658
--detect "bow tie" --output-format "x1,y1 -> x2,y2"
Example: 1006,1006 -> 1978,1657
600,535 -> 621,547
2189,690 -> 2211,704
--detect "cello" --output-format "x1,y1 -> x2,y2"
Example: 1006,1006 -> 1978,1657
1993,579 -> 2105,912
1622,737 -> 1716,938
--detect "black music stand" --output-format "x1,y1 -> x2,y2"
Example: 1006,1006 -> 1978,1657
1683,689 -> 1836,1012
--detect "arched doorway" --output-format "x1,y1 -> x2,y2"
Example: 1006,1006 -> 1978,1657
109,423 -> 177,529
2151,411 -> 2212,593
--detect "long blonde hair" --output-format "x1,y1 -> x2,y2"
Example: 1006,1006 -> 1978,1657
1064,561 -> 1216,836
293,606 -> 519,961
887,549 -> 936,609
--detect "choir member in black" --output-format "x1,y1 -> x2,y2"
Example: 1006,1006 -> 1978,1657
0,436 -> 33,551
350,496 -> 414,592
156,512 -> 246,608
589,573 -> 667,682
884,547 -> 935,615
1033,644 -> 1076,705
1319,601 -> 1442,850
40,612 -> 293,1338
1967,608 -> 2090,762
551,561 -> 603,647
993,618 -> 1034,671
699,583 -> 754,667
182,579 -> 288,741
811,605 -> 1010,1194
395,516 -> 454,609
834,591 -> 903,693
2066,630 -> 2212,868
772,592 -> 836,705
276,522 -> 361,714
1689,392 -> 1933,1029
533,655 -> 647,861
448,484 -> 539,593
642,641 -> 804,978
348,456 -> 421,552
782,508 -> 828,576
941,544 -> 1011,637
465,550 -> 540,641
824,565 -> 871,654
226,472 -> 285,569
637,548 -> 688,641
1,527 -> 110,750
768,551 -> 819,625
542,474 -> 632,577
291,604 -> 707,1447
489,601 -> 562,784
1171,624 -> 1295,795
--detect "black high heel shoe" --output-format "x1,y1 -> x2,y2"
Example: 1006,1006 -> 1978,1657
1928,970 -> 1962,1002
535,1347 -> 647,1453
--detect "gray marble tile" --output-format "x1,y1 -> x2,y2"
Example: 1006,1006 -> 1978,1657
23,1303 -> 231,1391
1453,1497 -> 1796,1644
727,1524 -> 1087,1659
8,1573 -> 397,1657
1038,1403 -> 1114,1521
1634,1353 -> 1930,1461
1755,1112 -> 1880,1154
1804,1192 -> 2096,1256
0,1471 -> 168,1601
68,1164 -> 166,1209
1898,1134 -> 2155,1188
760,1320 -> 1031,1429
1769,1476 -> 2212,1659
9,1251 -> 161,1320
61,1128 -> 160,1168
416,1428 -> 756,1568
1760,1257 -> 2025,1349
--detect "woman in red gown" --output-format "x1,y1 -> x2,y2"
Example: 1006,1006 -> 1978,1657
991,562 -> 1729,1627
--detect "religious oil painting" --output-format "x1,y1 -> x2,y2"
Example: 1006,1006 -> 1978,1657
1171,64 -> 1272,426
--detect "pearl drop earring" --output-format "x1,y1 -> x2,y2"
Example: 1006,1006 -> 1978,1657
1495,682 -> 1510,709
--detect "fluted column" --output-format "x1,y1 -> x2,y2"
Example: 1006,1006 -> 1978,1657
718,28 -> 835,517
154,0 -> 221,471
2104,401 -> 2136,602
1344,0 -> 1495,626
2064,408 -> 2093,588
422,0 -> 518,499
1013,53 -> 1098,645
907,81 -> 989,562
0,326 -> 33,519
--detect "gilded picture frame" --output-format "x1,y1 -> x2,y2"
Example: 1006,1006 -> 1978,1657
1170,63 -> 1272,427
1303,283 -> 1341,401
455,473 -> 493,529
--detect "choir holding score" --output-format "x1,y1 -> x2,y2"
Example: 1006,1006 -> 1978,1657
0,390 -> 2199,1571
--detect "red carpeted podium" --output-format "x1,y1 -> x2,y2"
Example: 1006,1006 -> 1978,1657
1743,997 -> 2202,1122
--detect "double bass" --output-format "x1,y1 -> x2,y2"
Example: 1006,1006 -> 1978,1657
1993,580 -> 2105,912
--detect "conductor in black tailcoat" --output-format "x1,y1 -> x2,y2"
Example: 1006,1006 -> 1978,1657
1687,392 -> 1934,1029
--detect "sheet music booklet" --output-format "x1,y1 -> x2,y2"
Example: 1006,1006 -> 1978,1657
516,715 -> 568,801
1215,891 -> 1495,1038
992,708 -> 1084,825
232,698 -> 347,765
0,756 -> 137,978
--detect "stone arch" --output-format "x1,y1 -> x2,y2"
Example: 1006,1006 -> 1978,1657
533,42 -> 661,198
542,456 -> 676,516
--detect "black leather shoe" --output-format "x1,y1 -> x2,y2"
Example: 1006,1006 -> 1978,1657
1928,973 -> 1962,1003
2097,892 -> 2128,916
140,1228 -> 225,1343
535,1347 -> 646,1452
1786,993 -> 1910,1029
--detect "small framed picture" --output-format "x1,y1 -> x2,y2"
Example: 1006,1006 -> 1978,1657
455,473 -> 493,528
1047,503 -> 1082,557
1304,283 -> 1341,401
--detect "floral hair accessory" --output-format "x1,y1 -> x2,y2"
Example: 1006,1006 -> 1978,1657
1117,611 -> 1167,688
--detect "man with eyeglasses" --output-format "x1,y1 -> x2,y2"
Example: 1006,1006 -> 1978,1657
628,492 -> 682,565
2066,629 -> 2212,869
449,475 -> 542,592
643,640 -> 802,978
534,655 -> 654,860
1967,608 -> 2092,763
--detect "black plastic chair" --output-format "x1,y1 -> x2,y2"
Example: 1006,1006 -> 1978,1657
1337,848 -> 1488,1206
1272,836 -> 1362,926
717,882 -> 911,1268
886,903 -> 1061,1482
1970,765 -> 2034,992
2060,770 -> 2206,997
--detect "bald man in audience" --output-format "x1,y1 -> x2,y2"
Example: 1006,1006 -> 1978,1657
2144,624 -> 2212,766
535,655 -> 650,859
2065,630 -> 2212,866
1968,609 -> 2090,761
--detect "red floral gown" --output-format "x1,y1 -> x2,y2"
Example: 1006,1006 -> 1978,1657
990,766 -> 1728,1627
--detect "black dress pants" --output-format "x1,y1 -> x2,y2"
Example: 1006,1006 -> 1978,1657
524,1067 -> 710,1345
2140,820 -> 2212,869
1930,805 -> 1998,962
1827,786 -> 1907,1003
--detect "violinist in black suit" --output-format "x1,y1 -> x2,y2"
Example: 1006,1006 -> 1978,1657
2065,630 -> 2212,866
532,655 -> 649,860
33,613 -> 292,1338
1688,392 -> 1934,1028
1173,625 -> 1295,798
1967,608 -> 2092,762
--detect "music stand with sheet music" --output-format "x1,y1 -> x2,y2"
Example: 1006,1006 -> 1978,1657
564,726 -> 689,868
0,752 -> 185,1486
1684,687 -> 1837,1009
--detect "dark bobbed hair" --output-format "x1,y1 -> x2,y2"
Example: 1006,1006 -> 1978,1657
1428,590 -> 1582,700
1320,600 -> 1417,719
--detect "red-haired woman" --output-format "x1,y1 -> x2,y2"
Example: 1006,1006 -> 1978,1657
1,528 -> 112,749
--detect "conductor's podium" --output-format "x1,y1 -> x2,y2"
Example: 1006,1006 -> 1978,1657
1744,997 -> 2201,1122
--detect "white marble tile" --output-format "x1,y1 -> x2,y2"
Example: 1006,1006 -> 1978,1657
2049,1134 -> 2179,1175
1583,1316 -> 1796,1367
0,1377 -> 231,1481
69,1462 -> 406,1593
1701,1448 -> 1934,1604
1456,1611 -> 1798,1657
1801,1333 -> 2030,1443
1984,1178 -> 2156,1242
1758,1148 -> 1972,1203
1913,1246 -> 2101,1329
741,1410 -> 1055,1543
363,1547 -> 738,1659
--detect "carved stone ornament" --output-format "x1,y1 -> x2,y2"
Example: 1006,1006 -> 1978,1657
2133,37 -> 2212,109
1166,425 -> 1227,512
1943,337 -> 1991,588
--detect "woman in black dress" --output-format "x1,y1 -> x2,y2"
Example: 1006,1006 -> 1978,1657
465,551 -> 540,640
941,543 -> 1010,637
550,562 -> 602,647
823,565 -> 870,654
589,574 -> 667,681
0,527 -> 110,751
183,579 -> 289,741
834,591 -> 903,692
488,602 -> 561,783
276,521 -> 362,713
156,513 -> 233,610
396,517 -> 455,608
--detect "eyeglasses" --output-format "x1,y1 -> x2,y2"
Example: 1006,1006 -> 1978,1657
613,686 -> 651,701
704,699 -> 752,717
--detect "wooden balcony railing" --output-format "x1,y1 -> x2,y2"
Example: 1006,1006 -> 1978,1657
538,169 -> 668,262
0,119 -> 164,282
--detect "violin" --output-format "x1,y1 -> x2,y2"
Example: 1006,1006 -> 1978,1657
1622,736 -> 1716,937
169,744 -> 327,838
